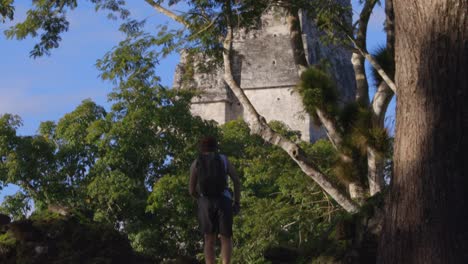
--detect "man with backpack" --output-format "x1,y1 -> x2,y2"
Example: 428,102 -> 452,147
189,136 -> 241,264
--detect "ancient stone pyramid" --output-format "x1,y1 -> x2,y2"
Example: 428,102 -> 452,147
173,6 -> 355,142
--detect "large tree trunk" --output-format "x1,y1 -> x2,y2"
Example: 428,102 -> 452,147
378,1 -> 468,263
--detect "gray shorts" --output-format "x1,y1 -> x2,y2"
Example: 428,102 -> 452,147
197,196 -> 233,237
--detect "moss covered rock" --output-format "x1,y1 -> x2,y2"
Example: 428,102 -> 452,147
0,212 -> 152,264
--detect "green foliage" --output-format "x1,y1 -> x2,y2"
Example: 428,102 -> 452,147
0,0 -> 14,23
0,88 -> 216,257
0,114 -> 21,185
29,209 -> 64,222
0,35 -> 218,256
0,114 -> 21,150
4,2 -> 71,57
301,139 -> 339,174
55,99 -> 107,146
338,102 -> 390,156
367,127 -> 391,155
0,191 -> 31,221
313,1 -> 353,45
269,120 -> 302,142
0,96 -> 355,262
222,121 -> 343,262
297,63 -> 389,184
143,173 -> 200,258
297,66 -> 339,121
138,120 -> 345,261
296,66 -> 391,185
340,103 -> 371,151
0,231 -> 16,247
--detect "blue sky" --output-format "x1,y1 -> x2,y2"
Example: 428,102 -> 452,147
0,0 -> 391,201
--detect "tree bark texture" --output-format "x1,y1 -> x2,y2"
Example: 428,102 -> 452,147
352,0 -> 377,105
371,82 -> 393,127
378,1 -> 468,263
367,146 -> 384,195
385,0 -> 395,56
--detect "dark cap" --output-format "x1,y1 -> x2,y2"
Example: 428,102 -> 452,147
199,136 -> 218,152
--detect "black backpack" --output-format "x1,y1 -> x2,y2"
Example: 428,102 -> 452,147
196,153 -> 227,197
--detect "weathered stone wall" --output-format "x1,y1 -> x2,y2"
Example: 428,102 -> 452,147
173,3 -> 355,142
229,7 -> 317,141
190,101 -> 229,125
300,3 -> 355,102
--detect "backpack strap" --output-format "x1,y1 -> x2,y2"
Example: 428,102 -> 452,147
220,154 -> 228,174
219,154 -> 233,199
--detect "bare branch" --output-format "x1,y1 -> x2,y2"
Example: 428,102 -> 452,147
348,37 -> 397,94
366,53 -> 397,93
367,146 -> 385,195
371,82 -> 394,126
353,0 -> 378,105
188,14 -> 220,40
355,0 -> 378,48
145,0 -> 190,27
315,109 -> 342,147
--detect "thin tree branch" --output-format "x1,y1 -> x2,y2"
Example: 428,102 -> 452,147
352,0 -> 378,105
371,82 -> 394,127
19,180 -> 45,202
188,14 -> 220,40
145,0 -> 190,27
357,43 -> 397,93
367,145 -> 385,195
347,0 -> 397,94
315,109 -> 342,146
370,0 -> 396,126
355,0 -> 377,50
331,6 -> 396,96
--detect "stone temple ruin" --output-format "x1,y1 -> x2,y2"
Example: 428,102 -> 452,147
173,6 -> 355,142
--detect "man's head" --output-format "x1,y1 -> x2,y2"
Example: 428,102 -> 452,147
199,136 -> 218,153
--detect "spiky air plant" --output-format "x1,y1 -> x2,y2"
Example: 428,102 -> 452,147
297,64 -> 392,190
370,46 -> 395,87
297,65 -> 339,125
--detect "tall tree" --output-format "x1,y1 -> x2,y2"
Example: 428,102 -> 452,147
378,1 -> 468,263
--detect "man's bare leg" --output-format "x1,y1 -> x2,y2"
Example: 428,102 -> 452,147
204,234 -> 216,264
220,235 -> 232,264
